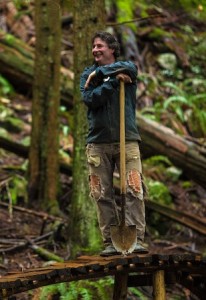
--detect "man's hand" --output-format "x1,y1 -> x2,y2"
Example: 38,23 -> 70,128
116,73 -> 132,83
84,71 -> 96,89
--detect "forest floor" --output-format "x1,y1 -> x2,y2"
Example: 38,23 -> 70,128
0,202 -> 206,300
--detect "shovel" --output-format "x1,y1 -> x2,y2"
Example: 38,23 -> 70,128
110,80 -> 137,255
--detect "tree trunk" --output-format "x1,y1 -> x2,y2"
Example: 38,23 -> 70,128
28,0 -> 61,212
70,0 -> 106,256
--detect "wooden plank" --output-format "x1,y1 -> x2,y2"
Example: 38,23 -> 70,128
169,254 -> 198,262
152,254 -> 170,263
0,278 -> 22,289
128,254 -> 153,265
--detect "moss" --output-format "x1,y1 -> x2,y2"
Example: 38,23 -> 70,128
148,27 -> 173,40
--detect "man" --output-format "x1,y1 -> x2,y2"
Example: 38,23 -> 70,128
80,31 -> 148,256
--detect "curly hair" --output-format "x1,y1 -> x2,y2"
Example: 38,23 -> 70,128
92,31 -> 120,58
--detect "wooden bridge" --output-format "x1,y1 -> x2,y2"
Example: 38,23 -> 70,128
0,253 -> 206,300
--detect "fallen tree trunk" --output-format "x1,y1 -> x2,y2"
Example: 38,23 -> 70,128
0,30 -> 73,107
137,114 -> 206,187
0,136 -> 72,176
146,200 -> 206,236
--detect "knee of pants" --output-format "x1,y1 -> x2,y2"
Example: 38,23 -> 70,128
89,174 -> 102,200
127,169 -> 144,200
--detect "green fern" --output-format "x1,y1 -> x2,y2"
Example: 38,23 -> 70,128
0,75 -> 14,96
39,277 -> 114,300
129,287 -> 147,300
162,82 -> 185,95
161,79 -> 206,136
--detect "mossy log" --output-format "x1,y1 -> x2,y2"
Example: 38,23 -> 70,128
0,30 -> 73,107
0,136 -> 72,176
138,114 -> 206,188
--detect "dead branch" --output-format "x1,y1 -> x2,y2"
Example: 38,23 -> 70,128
0,231 -> 53,254
26,237 -> 64,262
0,201 -> 64,222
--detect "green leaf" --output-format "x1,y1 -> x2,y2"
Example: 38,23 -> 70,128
163,95 -> 189,109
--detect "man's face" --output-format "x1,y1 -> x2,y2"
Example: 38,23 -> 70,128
92,37 -> 115,66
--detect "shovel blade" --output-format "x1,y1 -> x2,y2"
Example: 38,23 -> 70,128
110,224 -> 137,255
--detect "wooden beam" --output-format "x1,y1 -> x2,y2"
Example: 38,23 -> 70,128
113,272 -> 128,300
153,270 -> 166,300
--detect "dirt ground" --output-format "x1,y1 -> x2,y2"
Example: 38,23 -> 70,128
0,192 -> 206,300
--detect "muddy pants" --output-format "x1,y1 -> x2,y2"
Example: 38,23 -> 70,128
86,142 -> 146,245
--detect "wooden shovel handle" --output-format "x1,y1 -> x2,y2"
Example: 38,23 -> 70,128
120,80 -> 126,195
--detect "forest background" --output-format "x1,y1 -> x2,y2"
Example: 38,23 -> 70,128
0,0 -> 206,299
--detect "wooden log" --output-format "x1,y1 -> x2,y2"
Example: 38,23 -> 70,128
113,271 -> 128,300
153,270 -> 166,300
0,30 -> 73,107
146,200 -> 206,236
138,113 -> 206,188
0,136 -> 72,176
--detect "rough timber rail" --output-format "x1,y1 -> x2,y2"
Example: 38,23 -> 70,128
0,253 -> 206,300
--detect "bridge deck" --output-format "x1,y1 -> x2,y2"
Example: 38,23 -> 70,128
0,253 -> 205,299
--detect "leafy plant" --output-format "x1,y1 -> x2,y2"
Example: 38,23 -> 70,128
0,99 -> 26,133
129,287 -> 147,299
3,171 -> 27,205
146,179 -> 172,206
13,0 -> 31,9
143,155 -> 180,205
39,277 -> 114,300
162,80 -> 206,137
9,174 -> 28,205
116,0 -> 136,30
0,75 -> 14,96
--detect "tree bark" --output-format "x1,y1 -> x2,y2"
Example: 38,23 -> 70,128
70,0 -> 106,256
28,0 -> 61,212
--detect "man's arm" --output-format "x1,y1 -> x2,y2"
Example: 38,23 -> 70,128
80,69 -> 118,109
80,61 -> 137,109
84,61 -> 137,89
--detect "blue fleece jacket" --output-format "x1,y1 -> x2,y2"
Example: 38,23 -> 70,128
80,61 -> 141,144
